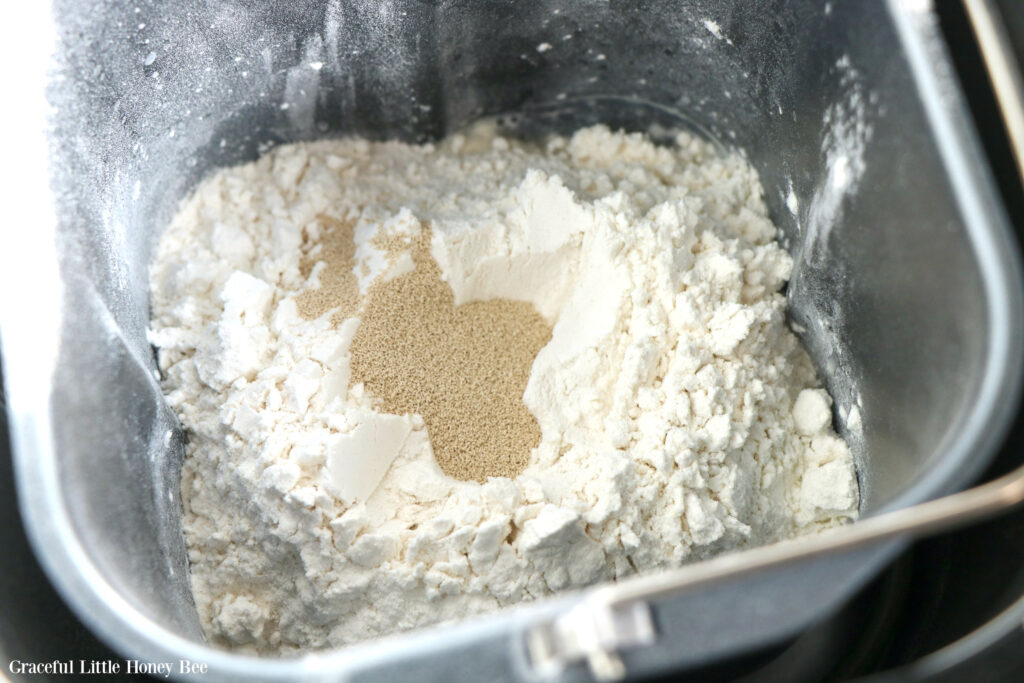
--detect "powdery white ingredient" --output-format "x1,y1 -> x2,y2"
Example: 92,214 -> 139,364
149,123 -> 859,654
802,55 -> 872,262
702,19 -> 729,43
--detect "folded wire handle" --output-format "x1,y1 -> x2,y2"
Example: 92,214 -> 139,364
526,463 -> 1024,680
526,1 -> 1024,678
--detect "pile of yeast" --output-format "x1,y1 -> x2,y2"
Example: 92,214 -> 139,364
149,123 -> 859,653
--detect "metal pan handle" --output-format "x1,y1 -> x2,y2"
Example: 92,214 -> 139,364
525,2 -> 1024,678
526,463 -> 1024,680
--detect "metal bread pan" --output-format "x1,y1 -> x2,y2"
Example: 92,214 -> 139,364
3,0 -> 1022,680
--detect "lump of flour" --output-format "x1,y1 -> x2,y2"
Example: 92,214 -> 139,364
148,123 -> 859,654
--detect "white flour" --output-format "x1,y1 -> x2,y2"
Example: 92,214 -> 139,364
149,123 -> 859,653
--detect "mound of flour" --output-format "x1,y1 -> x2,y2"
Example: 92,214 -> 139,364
149,123 -> 859,653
